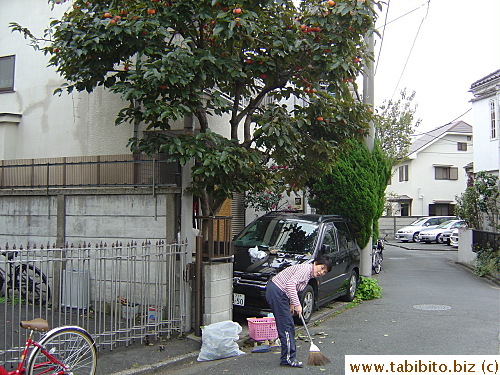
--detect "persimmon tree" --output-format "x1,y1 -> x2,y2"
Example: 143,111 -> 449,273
12,0 -> 381,216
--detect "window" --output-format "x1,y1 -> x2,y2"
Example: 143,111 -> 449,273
426,218 -> 440,226
429,204 -> 455,216
490,100 -> 497,139
0,55 -> 15,92
398,165 -> 408,182
334,221 -> 356,249
457,142 -> 467,151
435,166 -> 458,180
321,226 -> 338,253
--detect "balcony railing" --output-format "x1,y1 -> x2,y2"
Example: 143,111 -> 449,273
0,154 -> 181,190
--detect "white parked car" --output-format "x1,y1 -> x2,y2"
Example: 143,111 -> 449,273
395,216 -> 456,242
449,228 -> 461,247
418,220 -> 467,244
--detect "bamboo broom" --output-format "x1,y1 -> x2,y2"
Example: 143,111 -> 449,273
300,314 -> 331,366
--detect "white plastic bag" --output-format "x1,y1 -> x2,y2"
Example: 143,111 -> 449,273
197,320 -> 245,361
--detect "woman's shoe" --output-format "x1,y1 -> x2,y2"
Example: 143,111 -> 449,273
280,361 -> 304,368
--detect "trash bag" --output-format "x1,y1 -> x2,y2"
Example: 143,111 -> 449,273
197,320 -> 245,361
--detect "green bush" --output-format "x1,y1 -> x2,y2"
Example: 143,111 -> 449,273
308,140 -> 392,248
355,276 -> 382,301
474,244 -> 500,278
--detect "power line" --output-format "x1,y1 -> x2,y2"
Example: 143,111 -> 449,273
410,108 -> 472,137
378,2 -> 430,29
374,0 -> 390,75
375,1 -> 429,75
390,0 -> 431,101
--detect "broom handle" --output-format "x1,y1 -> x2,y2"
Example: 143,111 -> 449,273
300,314 -> 314,343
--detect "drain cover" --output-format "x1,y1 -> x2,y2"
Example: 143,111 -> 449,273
413,304 -> 452,311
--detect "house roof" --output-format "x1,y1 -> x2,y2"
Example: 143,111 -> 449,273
470,69 -> 500,90
408,120 -> 472,156
387,194 -> 412,202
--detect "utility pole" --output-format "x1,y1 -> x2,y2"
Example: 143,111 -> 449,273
363,31 -> 375,150
360,31 -> 375,277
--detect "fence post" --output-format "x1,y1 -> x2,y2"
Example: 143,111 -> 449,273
194,235 -> 203,337
52,194 -> 67,309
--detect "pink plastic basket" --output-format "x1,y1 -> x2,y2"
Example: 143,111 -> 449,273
247,317 -> 278,341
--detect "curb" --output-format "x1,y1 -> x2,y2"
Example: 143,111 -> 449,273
455,261 -> 500,286
109,351 -> 200,375
388,242 -> 458,251
108,335 -> 202,375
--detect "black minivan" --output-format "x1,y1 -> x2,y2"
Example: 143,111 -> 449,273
232,211 -> 361,323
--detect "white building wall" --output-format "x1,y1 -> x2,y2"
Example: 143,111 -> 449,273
471,92 -> 499,175
1,1 -> 232,161
387,133 -> 472,216
0,1 -> 136,160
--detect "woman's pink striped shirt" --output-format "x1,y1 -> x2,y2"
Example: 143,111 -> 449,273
271,263 -> 314,307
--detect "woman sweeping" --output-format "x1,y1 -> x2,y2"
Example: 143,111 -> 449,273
265,255 -> 333,368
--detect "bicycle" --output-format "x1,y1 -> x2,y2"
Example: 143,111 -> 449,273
372,234 -> 387,274
0,249 -> 51,305
0,318 -> 97,375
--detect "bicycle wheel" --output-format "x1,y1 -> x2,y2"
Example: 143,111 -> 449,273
0,268 -> 5,297
373,253 -> 382,274
27,326 -> 97,375
14,264 -> 51,305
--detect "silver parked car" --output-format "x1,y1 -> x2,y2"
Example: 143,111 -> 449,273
395,216 -> 456,242
418,220 -> 467,244
449,228 -> 460,247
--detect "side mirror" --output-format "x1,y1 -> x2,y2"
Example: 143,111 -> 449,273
321,244 -> 331,254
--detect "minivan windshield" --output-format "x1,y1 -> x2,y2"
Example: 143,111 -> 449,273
233,217 -> 319,254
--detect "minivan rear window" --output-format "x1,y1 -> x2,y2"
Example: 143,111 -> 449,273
233,217 -> 319,254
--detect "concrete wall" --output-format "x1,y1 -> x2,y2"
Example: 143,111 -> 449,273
457,229 -> 476,266
203,262 -> 233,325
377,216 -> 423,239
0,187 -> 182,247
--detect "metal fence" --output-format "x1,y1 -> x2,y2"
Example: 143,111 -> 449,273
472,230 -> 500,251
0,241 -> 188,366
195,216 -> 233,263
0,154 -> 181,189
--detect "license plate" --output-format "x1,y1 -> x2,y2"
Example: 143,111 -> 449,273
233,293 -> 245,306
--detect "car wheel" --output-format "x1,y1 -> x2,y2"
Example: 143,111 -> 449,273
413,232 -> 420,242
296,285 -> 315,324
436,234 -> 444,244
339,271 -> 358,302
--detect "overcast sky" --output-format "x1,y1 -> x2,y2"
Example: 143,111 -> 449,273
372,0 -> 500,133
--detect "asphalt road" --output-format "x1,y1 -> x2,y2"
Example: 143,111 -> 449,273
157,244 -> 500,375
